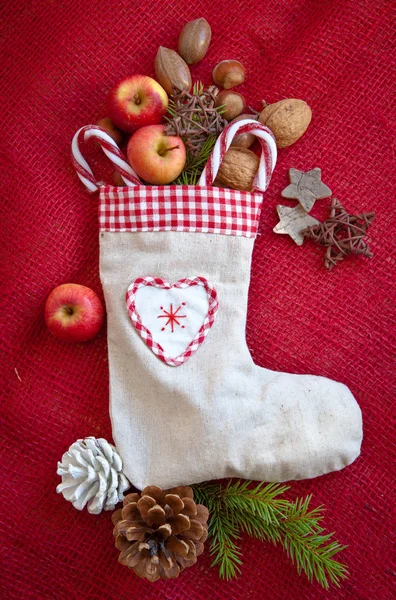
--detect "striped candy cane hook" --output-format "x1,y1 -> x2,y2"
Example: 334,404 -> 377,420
71,124 -> 141,193
199,119 -> 277,192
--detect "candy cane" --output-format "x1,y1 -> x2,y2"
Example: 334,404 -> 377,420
199,119 -> 277,192
71,124 -> 141,193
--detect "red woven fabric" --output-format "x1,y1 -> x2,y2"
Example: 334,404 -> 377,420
1,1 -> 395,598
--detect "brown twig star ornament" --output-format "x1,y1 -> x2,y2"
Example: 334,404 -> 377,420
281,168 -> 332,212
273,205 -> 320,246
302,198 -> 375,270
165,83 -> 227,156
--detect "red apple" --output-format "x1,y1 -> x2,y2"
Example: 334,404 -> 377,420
127,125 -> 186,185
45,284 -> 104,342
96,117 -> 124,145
107,75 -> 168,133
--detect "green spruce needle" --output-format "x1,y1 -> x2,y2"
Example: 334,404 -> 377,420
167,81 -> 226,185
172,134 -> 217,186
192,480 -> 349,589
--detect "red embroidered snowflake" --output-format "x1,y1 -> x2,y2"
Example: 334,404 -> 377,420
158,303 -> 186,332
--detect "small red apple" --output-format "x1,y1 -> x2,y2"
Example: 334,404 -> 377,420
45,284 -> 104,342
96,117 -> 124,145
107,75 -> 168,133
127,124 -> 186,185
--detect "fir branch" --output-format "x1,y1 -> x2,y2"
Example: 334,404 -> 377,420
277,498 -> 349,589
210,512 -> 243,580
193,483 -> 243,580
173,134 -> 217,186
193,81 -> 205,95
192,481 -> 349,589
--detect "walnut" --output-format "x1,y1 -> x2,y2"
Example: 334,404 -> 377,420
213,147 -> 260,191
259,99 -> 312,148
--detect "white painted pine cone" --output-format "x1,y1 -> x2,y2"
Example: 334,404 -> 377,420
56,437 -> 130,514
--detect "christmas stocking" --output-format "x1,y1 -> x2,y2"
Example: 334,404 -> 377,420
72,121 -> 362,490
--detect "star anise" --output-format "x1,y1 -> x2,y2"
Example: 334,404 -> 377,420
302,197 -> 375,270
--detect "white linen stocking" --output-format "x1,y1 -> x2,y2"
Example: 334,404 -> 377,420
72,121 -> 362,490
100,230 -> 362,489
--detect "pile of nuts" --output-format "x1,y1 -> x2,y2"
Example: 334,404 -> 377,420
100,17 -> 313,192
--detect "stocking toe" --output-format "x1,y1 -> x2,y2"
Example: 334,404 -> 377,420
254,373 -> 363,482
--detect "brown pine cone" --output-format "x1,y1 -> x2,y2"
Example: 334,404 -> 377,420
112,485 -> 209,582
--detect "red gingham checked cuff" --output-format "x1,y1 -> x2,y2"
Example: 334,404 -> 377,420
99,185 -> 264,238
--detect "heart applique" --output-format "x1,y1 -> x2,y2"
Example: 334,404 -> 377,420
126,276 -> 219,366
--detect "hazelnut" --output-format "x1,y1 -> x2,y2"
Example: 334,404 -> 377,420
212,60 -> 246,89
230,114 -> 258,148
215,90 -> 246,121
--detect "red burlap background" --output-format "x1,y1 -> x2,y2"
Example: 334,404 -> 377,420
1,1 -> 395,598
